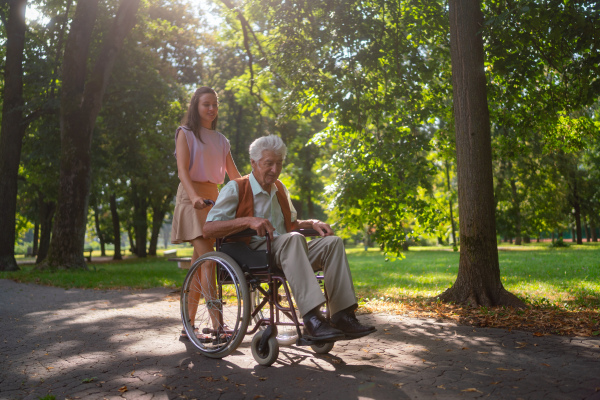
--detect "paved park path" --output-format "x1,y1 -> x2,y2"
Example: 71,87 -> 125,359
1,279 -> 599,400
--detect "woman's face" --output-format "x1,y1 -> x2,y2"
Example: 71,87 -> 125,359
197,93 -> 218,129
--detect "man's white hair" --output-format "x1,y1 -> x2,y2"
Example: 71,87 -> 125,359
249,135 -> 287,162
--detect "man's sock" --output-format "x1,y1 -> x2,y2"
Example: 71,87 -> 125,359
331,303 -> 359,323
302,306 -> 322,324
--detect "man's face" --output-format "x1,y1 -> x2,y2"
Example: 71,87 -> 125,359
251,150 -> 283,190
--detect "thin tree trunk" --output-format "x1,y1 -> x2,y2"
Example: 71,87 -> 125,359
109,193 -> 122,260
509,177 -> 522,245
92,203 -> 106,257
36,200 -> 56,264
131,185 -> 147,257
0,0 -> 27,271
149,208 -> 166,256
32,220 -> 39,256
438,0 -> 524,308
128,226 -> 136,255
40,0 -> 140,270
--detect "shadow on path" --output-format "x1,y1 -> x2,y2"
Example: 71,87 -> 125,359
1,279 -> 599,400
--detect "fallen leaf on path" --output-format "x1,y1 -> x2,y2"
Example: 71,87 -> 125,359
497,367 -> 510,371
462,388 -> 482,393
394,383 -> 405,388
437,385 -> 446,389
541,363 -> 550,367
118,386 -> 128,393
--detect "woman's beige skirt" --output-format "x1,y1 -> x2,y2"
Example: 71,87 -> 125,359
171,182 -> 219,244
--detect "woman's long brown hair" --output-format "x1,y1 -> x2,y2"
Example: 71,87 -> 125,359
181,87 -> 218,143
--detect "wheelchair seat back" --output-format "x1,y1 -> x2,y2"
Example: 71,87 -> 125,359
219,242 -> 269,273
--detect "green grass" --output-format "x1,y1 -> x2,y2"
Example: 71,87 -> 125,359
3,243 -> 599,310
348,243 -> 600,310
2,256 -> 189,290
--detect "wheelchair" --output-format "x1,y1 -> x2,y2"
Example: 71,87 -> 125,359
180,228 -> 336,366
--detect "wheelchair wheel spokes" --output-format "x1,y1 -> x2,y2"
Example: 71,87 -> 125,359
181,252 -> 250,358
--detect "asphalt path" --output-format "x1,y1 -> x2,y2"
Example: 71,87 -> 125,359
1,279 -> 599,400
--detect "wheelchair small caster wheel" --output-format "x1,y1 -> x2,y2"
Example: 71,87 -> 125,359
311,341 -> 334,354
251,330 -> 279,366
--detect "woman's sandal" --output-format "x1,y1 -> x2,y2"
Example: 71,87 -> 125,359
180,326 -> 212,341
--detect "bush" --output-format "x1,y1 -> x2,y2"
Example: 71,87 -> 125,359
550,237 -> 569,248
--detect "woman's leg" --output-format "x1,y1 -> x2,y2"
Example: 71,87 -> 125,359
187,237 -> 217,329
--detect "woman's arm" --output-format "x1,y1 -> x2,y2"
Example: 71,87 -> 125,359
176,131 -> 211,210
225,151 -> 242,180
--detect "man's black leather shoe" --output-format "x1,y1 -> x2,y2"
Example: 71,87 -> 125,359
303,314 -> 345,342
331,312 -> 376,339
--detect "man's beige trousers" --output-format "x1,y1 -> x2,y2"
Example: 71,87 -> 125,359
249,232 -> 357,317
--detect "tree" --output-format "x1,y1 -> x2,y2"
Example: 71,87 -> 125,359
0,0 -> 27,271
40,0 -> 140,270
438,0 -> 524,307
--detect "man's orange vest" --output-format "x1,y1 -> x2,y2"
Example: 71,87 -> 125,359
234,175 -> 298,240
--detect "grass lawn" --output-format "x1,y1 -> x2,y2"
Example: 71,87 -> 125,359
348,243 -> 600,310
4,243 -> 599,336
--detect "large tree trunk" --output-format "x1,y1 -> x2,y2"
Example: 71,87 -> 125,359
40,0 -> 140,270
0,0 -> 27,271
438,0 -> 524,308
109,193 -> 122,260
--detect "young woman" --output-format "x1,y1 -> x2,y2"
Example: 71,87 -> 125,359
171,87 -> 241,339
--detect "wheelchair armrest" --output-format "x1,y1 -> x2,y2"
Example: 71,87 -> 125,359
222,228 -> 321,243
223,228 -> 259,240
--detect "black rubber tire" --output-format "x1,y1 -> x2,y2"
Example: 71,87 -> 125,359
311,341 -> 335,354
251,330 -> 279,366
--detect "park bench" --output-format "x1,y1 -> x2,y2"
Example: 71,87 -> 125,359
84,247 -> 93,262
164,249 -> 178,257
168,257 -> 191,269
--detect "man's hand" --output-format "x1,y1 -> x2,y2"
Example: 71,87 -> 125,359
248,217 -> 276,239
311,220 -> 334,237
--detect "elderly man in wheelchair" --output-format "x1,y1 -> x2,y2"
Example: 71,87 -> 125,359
179,134 -> 375,365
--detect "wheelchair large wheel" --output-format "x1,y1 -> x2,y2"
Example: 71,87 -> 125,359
181,252 -> 250,359
251,283 -> 299,346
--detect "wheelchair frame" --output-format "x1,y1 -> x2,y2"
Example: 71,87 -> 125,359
180,228 -> 334,366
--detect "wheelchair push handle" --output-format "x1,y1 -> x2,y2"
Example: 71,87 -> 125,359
204,199 -> 215,206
